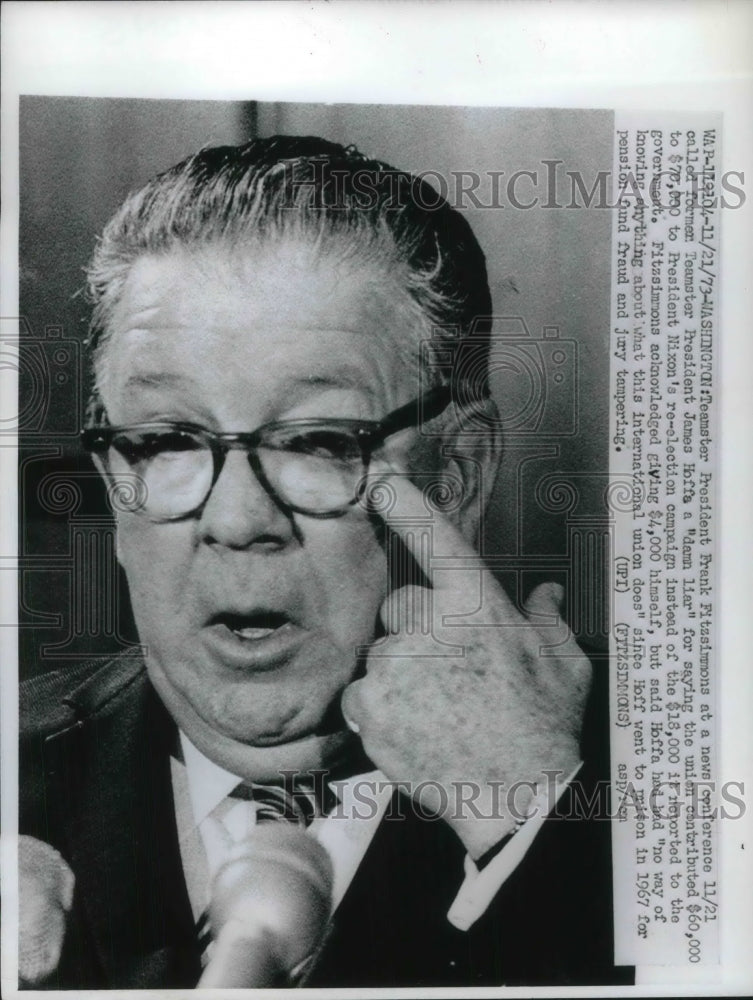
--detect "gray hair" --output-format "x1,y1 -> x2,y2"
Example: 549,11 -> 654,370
85,136 -> 495,422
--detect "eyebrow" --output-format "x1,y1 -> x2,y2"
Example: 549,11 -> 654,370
122,369 -> 376,398
123,372 -> 195,391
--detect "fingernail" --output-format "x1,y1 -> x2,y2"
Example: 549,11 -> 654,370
343,715 -> 361,734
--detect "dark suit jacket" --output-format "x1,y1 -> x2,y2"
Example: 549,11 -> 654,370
20,652 -> 633,988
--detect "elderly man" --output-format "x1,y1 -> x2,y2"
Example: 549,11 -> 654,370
20,136 -> 629,988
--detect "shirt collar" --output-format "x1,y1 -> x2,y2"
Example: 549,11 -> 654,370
179,731 -> 243,827
178,730 -> 384,829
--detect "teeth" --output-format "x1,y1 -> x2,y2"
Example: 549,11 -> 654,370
232,626 -> 277,640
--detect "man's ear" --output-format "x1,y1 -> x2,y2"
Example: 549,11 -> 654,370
88,451 -> 112,507
89,451 -> 106,479
89,451 -> 124,563
440,396 -> 503,544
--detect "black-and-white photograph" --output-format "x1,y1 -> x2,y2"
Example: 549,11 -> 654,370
2,3 -> 751,996
14,96 -> 624,989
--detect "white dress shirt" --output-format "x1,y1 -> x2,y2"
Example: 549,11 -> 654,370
171,731 -> 579,933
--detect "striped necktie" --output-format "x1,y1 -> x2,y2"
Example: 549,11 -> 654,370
230,774 -> 339,824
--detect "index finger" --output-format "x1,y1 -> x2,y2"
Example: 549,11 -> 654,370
361,460 -> 492,592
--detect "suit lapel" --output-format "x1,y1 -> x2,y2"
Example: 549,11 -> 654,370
43,658 -> 201,988
305,789 -> 470,987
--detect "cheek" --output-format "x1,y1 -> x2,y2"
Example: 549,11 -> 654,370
300,516 -> 388,642
115,517 -> 193,611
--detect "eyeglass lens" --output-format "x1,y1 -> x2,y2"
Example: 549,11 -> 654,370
106,425 -> 369,519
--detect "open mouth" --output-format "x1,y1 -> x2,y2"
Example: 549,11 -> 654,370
210,610 -> 291,641
200,607 -> 307,671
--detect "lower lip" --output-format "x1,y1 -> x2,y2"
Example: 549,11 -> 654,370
200,621 -> 306,672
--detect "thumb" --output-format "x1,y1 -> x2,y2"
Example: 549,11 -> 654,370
522,581 -> 565,620
523,582 -> 587,662
339,682 -> 363,735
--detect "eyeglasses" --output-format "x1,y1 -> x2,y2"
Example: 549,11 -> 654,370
80,385 -> 452,521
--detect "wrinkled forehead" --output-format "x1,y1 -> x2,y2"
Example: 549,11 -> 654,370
95,243 -> 427,420
112,241 -> 407,329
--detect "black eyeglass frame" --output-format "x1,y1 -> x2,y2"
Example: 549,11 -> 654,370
80,384 -> 453,521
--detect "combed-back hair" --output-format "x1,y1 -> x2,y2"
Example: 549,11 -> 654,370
86,135 -> 493,417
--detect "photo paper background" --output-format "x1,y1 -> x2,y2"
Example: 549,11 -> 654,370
2,2 -> 751,996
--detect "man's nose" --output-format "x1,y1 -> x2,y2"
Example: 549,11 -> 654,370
197,450 -> 294,549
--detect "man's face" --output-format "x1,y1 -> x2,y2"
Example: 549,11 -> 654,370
100,242 -> 430,776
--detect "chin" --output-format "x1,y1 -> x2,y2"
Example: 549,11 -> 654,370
206,698 -> 327,749
232,725 -> 304,747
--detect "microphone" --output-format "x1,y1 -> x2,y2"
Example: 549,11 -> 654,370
18,835 -> 75,986
197,823 -> 333,988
